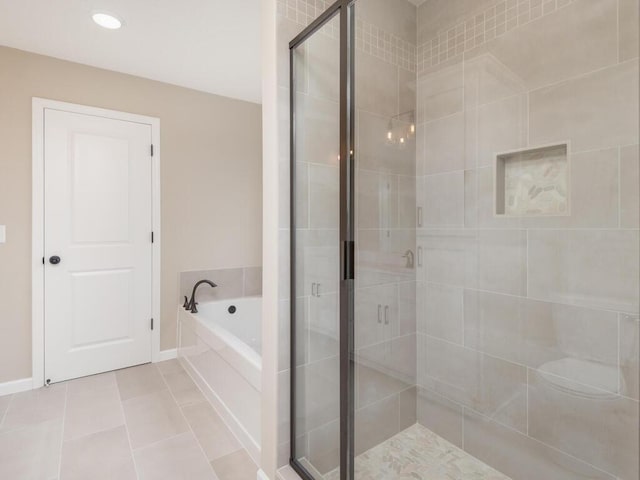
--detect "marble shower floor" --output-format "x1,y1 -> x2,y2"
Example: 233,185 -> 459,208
324,424 -> 511,480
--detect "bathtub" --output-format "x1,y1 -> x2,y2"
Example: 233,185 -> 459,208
177,296 -> 261,462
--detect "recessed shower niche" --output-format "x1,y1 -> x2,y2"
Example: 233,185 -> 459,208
495,143 -> 569,217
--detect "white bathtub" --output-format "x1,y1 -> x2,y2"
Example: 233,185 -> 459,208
177,296 -> 262,462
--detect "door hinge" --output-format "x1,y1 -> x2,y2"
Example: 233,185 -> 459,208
150,144 -> 154,157
151,231 -> 154,243
42,257 -> 45,265
343,240 -> 355,280
151,318 -> 154,330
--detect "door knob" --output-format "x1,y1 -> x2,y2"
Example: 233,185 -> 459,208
49,256 -> 61,265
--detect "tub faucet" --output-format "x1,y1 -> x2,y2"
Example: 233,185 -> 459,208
186,280 -> 217,313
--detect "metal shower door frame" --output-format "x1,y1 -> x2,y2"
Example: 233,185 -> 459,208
289,1 -> 356,480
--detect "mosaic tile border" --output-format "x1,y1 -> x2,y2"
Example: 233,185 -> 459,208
417,0 -> 577,73
277,0 -> 417,72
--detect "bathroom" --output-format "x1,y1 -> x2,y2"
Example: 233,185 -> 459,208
0,0 -> 639,479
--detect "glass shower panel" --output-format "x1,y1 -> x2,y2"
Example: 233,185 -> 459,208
290,13 -> 342,480
351,0 -> 418,475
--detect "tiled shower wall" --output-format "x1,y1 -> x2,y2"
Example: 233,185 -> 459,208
415,0 -> 639,479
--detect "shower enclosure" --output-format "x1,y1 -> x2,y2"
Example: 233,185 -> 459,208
289,1 -> 639,479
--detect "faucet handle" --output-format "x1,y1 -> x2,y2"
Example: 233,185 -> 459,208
183,296 -> 190,309
190,301 -> 199,314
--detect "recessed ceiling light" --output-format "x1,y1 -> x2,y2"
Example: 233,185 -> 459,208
92,12 -> 123,30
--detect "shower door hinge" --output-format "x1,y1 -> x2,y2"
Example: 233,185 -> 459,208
150,144 -> 154,157
150,318 -> 154,330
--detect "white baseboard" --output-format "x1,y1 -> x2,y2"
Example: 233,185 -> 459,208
0,377 -> 34,396
156,348 -> 177,362
257,469 -> 270,480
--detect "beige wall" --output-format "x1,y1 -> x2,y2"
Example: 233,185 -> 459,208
0,46 -> 263,383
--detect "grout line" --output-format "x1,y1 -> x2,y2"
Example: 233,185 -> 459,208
56,383 -> 69,480
618,146 -> 622,228
155,363 -> 219,476
116,375 -> 142,479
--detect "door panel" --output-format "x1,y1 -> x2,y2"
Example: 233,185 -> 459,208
44,109 -> 153,383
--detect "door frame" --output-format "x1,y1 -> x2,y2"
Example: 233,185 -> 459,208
31,97 -> 161,388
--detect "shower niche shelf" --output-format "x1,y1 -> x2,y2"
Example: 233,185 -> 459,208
495,143 -> 569,217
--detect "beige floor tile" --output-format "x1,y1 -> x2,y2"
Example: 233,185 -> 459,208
64,381 -> 124,441
60,425 -> 136,480
156,359 -> 184,376
211,449 -> 258,480
123,389 -> 189,449
1,384 -> 67,431
134,432 -> 217,480
0,419 -> 62,480
163,369 -> 205,406
0,394 -> 11,423
182,401 -> 242,461
116,363 -> 166,401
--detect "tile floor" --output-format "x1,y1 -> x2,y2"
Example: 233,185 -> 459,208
323,424 -> 511,480
0,360 -> 258,480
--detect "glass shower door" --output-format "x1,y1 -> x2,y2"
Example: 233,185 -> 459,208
290,11 -> 344,480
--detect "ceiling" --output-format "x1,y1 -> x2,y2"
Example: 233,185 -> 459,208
0,0 -> 262,103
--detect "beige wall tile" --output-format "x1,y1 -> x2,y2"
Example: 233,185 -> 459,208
398,175 -> 417,228
295,229 -> 339,297
422,229 -> 478,288
466,0 -> 618,91
620,144 -> 640,228
308,292 -> 339,362
357,0 -> 417,44
307,420 -> 339,474
399,386 -> 417,430
242,266 -> 262,296
418,334 -> 527,432
354,394 -> 399,455
423,112 -> 466,174
309,164 -> 339,229
619,0 -> 640,61
416,386 -> 463,448
297,95 -> 340,167
477,229 -> 527,296
355,283 -> 399,348
398,281 -> 417,336
358,111 -> 416,176
528,229 -> 639,313
296,356 -> 340,433
135,432 -> 217,480
307,27 -> 340,103
464,409 -> 616,480
620,315 -> 639,401
419,282 -> 464,344
399,67 -> 417,117
464,290 -> 619,392
529,370 -> 639,479
477,94 -> 527,167
60,426 -> 136,480
422,172 -> 465,226
355,53 -> 399,118
357,171 -> 399,229
418,61 -> 464,122
529,60 -> 639,154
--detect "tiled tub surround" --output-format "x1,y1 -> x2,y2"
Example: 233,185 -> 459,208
178,296 -> 262,465
0,362 -> 258,480
415,0 -> 639,479
179,266 -> 262,304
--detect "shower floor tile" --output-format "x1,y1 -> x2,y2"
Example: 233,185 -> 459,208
325,424 -> 511,480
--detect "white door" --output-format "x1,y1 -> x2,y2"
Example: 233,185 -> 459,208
43,108 -> 153,384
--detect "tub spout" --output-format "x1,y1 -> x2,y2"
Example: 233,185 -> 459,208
187,280 -> 217,313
